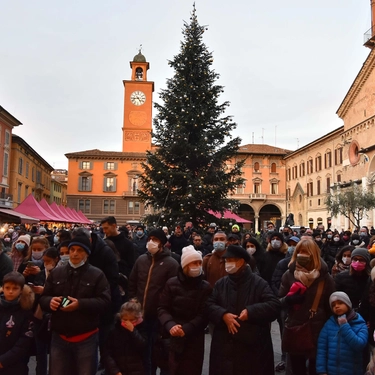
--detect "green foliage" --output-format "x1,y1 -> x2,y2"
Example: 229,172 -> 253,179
324,182 -> 375,228
138,5 -> 245,227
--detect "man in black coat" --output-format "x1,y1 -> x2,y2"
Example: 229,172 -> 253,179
206,245 -> 281,375
101,216 -> 136,278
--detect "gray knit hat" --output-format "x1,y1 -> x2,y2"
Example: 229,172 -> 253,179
329,291 -> 352,310
351,248 -> 370,264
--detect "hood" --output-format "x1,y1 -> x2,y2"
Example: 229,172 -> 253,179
266,241 -> 288,254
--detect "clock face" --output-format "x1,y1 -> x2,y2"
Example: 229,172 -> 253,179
130,91 -> 146,106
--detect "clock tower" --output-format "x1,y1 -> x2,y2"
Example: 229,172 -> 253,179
122,50 -> 154,152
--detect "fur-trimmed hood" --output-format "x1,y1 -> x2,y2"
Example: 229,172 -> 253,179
266,241 -> 288,254
0,285 -> 35,311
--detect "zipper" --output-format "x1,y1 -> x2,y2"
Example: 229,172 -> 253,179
142,256 -> 155,314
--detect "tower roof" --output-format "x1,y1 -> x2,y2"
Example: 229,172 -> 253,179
133,51 -> 146,62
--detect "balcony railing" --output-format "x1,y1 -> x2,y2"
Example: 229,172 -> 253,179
364,26 -> 375,48
249,193 -> 267,201
0,194 -> 13,208
122,190 -> 139,197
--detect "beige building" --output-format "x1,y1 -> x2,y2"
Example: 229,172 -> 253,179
51,169 -> 68,206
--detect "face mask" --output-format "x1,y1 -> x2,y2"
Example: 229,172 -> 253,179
271,240 -> 281,249
15,243 -> 25,251
327,234 -> 332,239
146,240 -> 160,254
136,231 -> 144,238
68,259 -> 85,269
188,266 -> 202,278
8,229 -> 13,234
352,239 -> 360,245
54,236 -> 59,245
44,264 -> 54,271
315,237 -> 321,242
287,246 -> 295,256
225,261 -> 240,274
4,238 -> 10,242
246,247 -> 256,256
351,261 -> 366,272
60,254 -> 70,262
333,237 -> 340,242
342,257 -> 351,265
213,241 -> 226,252
32,251 -> 44,260
360,233 -> 367,237
343,236 -> 349,241
296,254 -> 311,267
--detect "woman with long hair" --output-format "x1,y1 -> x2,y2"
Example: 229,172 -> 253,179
279,238 -> 335,375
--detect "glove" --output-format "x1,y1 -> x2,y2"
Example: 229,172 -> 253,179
285,289 -> 305,306
337,314 -> 347,325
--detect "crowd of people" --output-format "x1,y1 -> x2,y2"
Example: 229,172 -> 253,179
0,218 -> 375,374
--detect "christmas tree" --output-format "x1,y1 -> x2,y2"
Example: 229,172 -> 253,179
138,4 -> 245,228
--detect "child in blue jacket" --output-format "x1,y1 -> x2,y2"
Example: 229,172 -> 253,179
316,291 -> 368,375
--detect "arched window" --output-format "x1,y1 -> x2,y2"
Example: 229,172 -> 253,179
254,162 -> 260,172
271,163 -> 276,173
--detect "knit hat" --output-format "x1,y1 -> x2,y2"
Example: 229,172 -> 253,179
351,248 -> 370,264
268,231 -> 284,243
181,245 -> 202,269
232,224 -> 240,231
147,228 -> 167,245
68,235 -> 91,254
16,235 -> 31,247
329,291 -> 352,310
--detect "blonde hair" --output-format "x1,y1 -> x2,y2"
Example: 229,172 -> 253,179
289,238 -> 322,270
118,298 -> 142,319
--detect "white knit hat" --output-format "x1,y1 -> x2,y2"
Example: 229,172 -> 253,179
181,245 -> 202,269
16,234 -> 31,247
329,291 -> 352,310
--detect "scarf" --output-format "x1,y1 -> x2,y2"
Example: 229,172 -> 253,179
294,264 -> 320,287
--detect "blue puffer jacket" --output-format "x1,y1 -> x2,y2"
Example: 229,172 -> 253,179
316,312 -> 368,375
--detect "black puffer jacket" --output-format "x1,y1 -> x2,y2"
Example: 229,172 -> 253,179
206,265 -> 280,375
158,269 -> 212,375
102,320 -> 147,375
0,286 -> 34,375
39,262 -> 111,336
128,248 -> 179,319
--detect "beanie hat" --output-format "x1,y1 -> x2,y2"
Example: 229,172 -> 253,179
181,245 -> 202,269
68,235 -> 91,255
162,226 -> 168,231
232,224 -> 240,231
351,248 -> 370,264
147,228 -> 167,245
329,291 -> 352,310
268,231 -> 284,243
16,235 -> 31,247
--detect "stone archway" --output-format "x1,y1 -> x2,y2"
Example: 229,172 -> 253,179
258,204 -> 282,231
238,203 -> 255,231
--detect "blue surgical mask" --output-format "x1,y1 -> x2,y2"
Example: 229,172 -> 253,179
60,255 -> 70,263
213,241 -> 226,252
136,231 -> 144,238
327,234 -> 332,239
287,246 -> 295,256
54,236 -> 59,245
15,243 -> 25,251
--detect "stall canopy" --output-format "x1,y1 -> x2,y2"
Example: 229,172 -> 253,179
59,205 -> 78,222
14,194 -> 62,222
39,199 -> 70,223
0,208 -> 40,224
207,209 -> 252,223
49,202 -> 72,222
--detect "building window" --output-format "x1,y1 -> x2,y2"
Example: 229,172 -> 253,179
25,162 -> 29,179
78,176 -> 92,192
80,161 -> 92,170
4,131 -> 10,146
103,177 -> 116,192
104,162 -> 117,170
292,166 -> 297,179
335,148 -> 343,165
79,199 -> 91,214
32,167 -> 35,182
103,199 -> 115,214
254,162 -> 260,172
317,180 -> 321,195
287,168 -> 291,181
25,185 -> 29,197
128,201 -> 140,214
307,159 -> 313,174
315,156 -> 322,171
337,174 -> 341,183
17,183 -> 22,203
324,151 -> 332,168
253,183 -> 261,194
3,153 -> 8,177
236,184 -> 245,194
36,171 -> 41,184
326,177 -> 331,193
271,163 -> 276,173
18,158 -> 23,175
270,183 -> 278,194
307,182 -> 313,197
299,163 -> 305,177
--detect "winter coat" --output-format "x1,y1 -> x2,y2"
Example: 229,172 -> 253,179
358,279 -> 375,346
168,234 -> 189,256
206,265 -> 281,375
0,252 -> 13,285
102,320 -> 147,375
322,241 -> 343,271
158,269 -> 212,375
279,260 -> 335,357
39,262 -> 111,336
133,234 -> 148,257
316,313 -> 368,375
0,285 -> 34,375
202,251 -> 226,288
335,270 -> 370,310
128,248 -> 179,319
270,255 -> 291,296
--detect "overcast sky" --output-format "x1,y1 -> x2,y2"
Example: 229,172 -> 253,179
0,0 -> 371,169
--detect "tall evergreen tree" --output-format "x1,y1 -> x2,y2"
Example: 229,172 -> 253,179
138,5 -> 245,227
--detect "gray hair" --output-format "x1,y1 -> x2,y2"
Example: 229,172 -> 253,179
72,227 -> 91,240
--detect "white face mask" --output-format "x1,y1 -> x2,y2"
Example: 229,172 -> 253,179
246,247 -> 256,256
68,259 -> 85,269
44,264 -> 54,271
32,251 -> 44,260
342,256 -> 351,265
146,240 -> 160,254
60,254 -> 70,263
188,266 -> 202,278
225,261 -> 240,274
